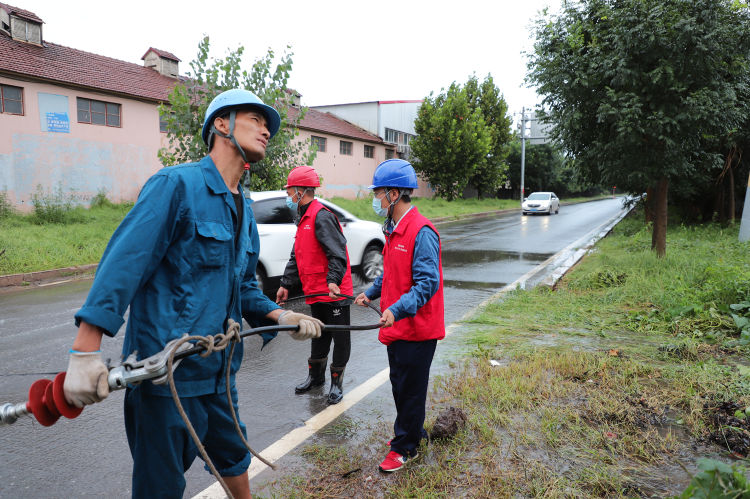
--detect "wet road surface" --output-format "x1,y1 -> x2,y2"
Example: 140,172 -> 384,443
0,198 -> 627,497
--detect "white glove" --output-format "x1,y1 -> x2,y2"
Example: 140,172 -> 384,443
63,351 -> 110,408
278,311 -> 323,340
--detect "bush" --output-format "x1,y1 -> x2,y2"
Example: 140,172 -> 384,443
677,458 -> 750,498
30,184 -> 82,224
0,190 -> 13,219
89,189 -> 114,209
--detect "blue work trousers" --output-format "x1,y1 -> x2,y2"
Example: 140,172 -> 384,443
124,384 -> 251,499
387,339 -> 437,458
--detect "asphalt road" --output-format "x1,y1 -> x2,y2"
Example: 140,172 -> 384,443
0,197 -> 628,498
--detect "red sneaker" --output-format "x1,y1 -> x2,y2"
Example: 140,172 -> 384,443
379,450 -> 417,472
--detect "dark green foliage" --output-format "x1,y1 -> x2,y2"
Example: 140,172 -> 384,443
527,0 -> 750,233
676,458 -> 750,498
464,75 -> 514,198
504,140 -> 600,198
158,37 -> 314,191
410,75 -> 512,200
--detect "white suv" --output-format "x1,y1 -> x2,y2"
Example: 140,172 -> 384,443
248,191 -> 385,293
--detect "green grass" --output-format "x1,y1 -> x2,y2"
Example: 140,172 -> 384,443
254,212 -> 750,498
0,203 -> 132,274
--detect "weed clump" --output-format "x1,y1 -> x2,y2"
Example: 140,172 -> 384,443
30,184 -> 83,224
0,190 -> 14,219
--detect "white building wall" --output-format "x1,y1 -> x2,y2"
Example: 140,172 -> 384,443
378,102 -> 421,137
311,101 -> 422,140
311,102 -> 378,136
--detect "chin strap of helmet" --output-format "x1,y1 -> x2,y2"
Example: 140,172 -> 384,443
210,109 -> 251,171
382,187 -> 405,235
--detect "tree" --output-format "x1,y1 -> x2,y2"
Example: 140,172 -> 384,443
527,0 -> 750,256
464,75 -> 514,198
504,140 -> 598,198
410,75 -> 512,200
410,82 -> 492,200
158,37 -> 314,191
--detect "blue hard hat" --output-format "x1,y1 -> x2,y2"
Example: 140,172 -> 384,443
369,159 -> 418,189
201,89 -> 281,145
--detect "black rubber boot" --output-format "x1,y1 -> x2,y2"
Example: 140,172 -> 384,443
295,358 -> 327,393
327,366 -> 345,404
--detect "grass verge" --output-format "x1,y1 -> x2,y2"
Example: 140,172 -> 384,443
0,203 -> 132,275
254,212 -> 750,498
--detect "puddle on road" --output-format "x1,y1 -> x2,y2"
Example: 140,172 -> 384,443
441,249 -> 553,266
443,279 -> 507,290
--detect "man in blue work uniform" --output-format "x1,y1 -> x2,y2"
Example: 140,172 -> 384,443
63,89 -> 323,499
354,159 -> 445,473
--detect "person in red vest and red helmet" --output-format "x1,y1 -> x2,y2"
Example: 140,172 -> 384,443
354,159 -> 445,473
276,166 -> 354,404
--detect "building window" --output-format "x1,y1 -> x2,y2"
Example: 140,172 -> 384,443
311,135 -> 327,152
385,127 -> 415,146
0,84 -> 23,115
340,140 -> 353,156
77,97 -> 121,127
364,145 -> 374,158
385,149 -> 395,159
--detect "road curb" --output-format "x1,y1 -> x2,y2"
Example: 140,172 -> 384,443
536,203 -> 634,288
0,264 -> 98,289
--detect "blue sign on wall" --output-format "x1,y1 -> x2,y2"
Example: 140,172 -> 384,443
46,112 -> 70,133
38,93 -> 70,133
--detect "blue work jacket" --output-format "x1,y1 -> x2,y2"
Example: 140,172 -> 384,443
75,156 -> 280,397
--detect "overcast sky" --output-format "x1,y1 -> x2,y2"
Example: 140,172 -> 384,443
21,0 -> 558,115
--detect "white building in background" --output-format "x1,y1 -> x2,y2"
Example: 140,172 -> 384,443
312,100 -> 422,161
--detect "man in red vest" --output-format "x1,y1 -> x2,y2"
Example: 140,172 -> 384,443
354,159 -> 445,473
276,166 -> 354,404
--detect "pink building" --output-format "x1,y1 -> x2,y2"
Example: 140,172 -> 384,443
0,3 -> 428,213
0,3 -> 181,212
290,105 -> 389,199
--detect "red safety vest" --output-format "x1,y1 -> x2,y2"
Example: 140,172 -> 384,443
294,199 -> 354,305
379,207 -> 445,345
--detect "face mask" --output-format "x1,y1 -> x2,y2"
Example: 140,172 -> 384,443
372,195 -> 388,218
286,195 -> 298,212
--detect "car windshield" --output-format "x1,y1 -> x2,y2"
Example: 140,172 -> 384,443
527,193 -> 550,200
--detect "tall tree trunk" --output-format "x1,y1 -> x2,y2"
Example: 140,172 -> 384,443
729,163 -> 735,223
651,176 -> 669,257
715,182 -> 726,223
644,186 -> 654,223
718,146 -> 739,223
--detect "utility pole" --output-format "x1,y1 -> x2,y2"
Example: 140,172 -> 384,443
520,107 -> 527,204
740,171 -> 750,242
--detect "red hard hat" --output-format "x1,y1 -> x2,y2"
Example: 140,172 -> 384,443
284,166 -> 320,188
